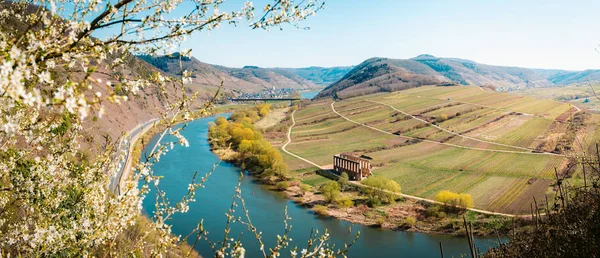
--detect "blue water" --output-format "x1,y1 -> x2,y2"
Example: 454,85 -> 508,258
301,91 -> 320,99
141,115 -> 501,257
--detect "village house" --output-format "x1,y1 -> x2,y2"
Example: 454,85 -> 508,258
333,154 -> 373,181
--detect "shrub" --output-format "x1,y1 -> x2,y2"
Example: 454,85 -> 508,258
338,172 -> 349,192
437,113 -> 449,122
336,195 -> 354,209
425,205 -> 441,217
434,190 -> 474,209
313,205 -> 329,216
299,183 -> 312,196
320,181 -> 341,203
256,103 -> 271,117
361,176 -> 401,205
276,181 -> 290,191
375,217 -> 386,227
437,211 -> 446,219
404,217 -> 417,227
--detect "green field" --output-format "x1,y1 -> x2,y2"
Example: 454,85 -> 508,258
277,85 -> 600,214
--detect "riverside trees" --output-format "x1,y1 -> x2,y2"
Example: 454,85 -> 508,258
434,190 -> 475,209
361,176 -> 401,206
209,105 -> 289,179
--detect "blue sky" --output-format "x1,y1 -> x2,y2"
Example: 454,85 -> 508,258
121,0 -> 600,70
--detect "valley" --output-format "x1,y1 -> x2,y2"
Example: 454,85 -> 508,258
272,85 -> 596,215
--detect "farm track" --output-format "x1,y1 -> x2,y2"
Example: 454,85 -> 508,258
283,106 -> 538,217
332,101 -> 563,156
281,109 -> 329,170
401,94 -> 535,116
368,100 -> 549,153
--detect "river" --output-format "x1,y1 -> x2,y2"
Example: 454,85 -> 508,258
141,115 -> 502,257
301,91 -> 320,99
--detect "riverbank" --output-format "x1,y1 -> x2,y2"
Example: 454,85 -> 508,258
207,106 -> 518,237
140,115 -> 503,257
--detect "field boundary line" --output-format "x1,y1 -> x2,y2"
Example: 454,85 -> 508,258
396,93 -> 535,116
367,100 -> 556,154
331,101 -> 562,156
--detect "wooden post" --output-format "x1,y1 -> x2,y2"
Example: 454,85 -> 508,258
582,157 -> 587,188
439,242 -> 444,258
555,168 -> 565,209
463,216 -> 476,258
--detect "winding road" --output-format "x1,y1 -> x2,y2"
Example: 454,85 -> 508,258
110,118 -> 159,195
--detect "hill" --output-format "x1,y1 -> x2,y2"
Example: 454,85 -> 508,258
269,66 -> 355,86
316,54 -> 600,99
137,54 -> 353,93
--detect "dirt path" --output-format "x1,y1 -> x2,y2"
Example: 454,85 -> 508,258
342,172 -> 534,218
368,100 -> 548,153
283,106 -> 536,217
331,101 -> 563,156
399,94 -> 535,116
281,109 -> 329,170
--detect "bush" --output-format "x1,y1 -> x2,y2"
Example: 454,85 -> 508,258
299,183 -> 312,196
313,205 -> 329,216
404,217 -> 417,227
338,172 -> 349,192
276,181 -> 290,191
361,176 -> 401,206
434,190 -> 474,209
335,195 -> 354,209
367,196 -> 382,207
424,205 -> 448,219
437,113 -> 449,122
320,181 -> 341,203
375,217 -> 386,227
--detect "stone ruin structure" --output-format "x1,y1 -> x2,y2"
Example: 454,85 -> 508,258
333,153 -> 373,181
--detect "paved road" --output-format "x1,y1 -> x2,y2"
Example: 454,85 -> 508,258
282,107 -> 535,217
110,118 -> 159,195
331,101 -> 563,156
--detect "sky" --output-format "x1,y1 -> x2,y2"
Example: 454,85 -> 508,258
108,0 -> 600,70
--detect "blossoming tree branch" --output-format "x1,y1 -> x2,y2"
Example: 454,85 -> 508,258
0,0 -> 358,257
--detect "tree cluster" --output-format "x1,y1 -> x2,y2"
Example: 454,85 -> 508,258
208,105 -> 288,179
434,190 -> 474,209
361,176 -> 401,206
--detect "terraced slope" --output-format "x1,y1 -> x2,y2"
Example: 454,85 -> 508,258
285,86 -> 597,214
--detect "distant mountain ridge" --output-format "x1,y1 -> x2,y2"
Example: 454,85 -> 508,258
137,54 -> 353,93
316,54 -> 600,99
